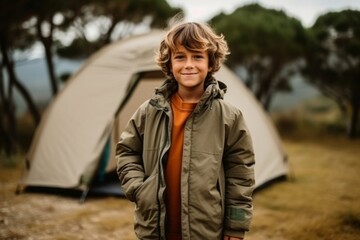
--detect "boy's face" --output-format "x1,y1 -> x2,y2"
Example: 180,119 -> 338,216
171,44 -> 211,95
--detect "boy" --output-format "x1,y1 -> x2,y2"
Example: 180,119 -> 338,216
116,21 -> 255,240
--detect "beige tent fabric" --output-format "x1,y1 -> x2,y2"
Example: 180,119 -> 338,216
23,31 -> 288,190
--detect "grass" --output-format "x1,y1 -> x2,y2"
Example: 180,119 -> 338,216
246,135 -> 360,240
247,97 -> 360,239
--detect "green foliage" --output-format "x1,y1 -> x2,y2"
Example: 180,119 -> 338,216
0,0 -> 36,50
303,9 -> 360,138
56,37 -> 96,58
272,96 -> 346,138
210,3 -> 307,65
148,0 -> 183,28
209,3 -> 308,110
89,0 -> 182,44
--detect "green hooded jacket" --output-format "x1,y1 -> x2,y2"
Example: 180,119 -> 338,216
116,77 -> 255,239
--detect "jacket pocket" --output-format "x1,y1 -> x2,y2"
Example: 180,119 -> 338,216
134,174 -> 159,238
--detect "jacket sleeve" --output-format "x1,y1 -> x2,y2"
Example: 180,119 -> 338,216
223,109 -> 255,238
115,103 -> 147,202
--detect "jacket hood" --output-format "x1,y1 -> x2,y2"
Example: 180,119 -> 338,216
151,76 -> 227,113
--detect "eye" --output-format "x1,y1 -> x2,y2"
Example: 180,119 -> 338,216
174,55 -> 184,60
194,55 -> 204,59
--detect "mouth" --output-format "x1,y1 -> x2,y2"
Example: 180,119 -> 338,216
181,72 -> 197,75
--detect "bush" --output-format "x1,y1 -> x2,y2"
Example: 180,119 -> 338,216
271,96 -> 346,138
16,112 -> 37,153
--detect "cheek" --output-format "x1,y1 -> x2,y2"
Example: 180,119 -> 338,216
170,62 -> 181,72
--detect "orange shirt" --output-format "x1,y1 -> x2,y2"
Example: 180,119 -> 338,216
165,93 -> 196,239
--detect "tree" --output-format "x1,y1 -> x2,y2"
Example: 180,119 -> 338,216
0,0 -> 41,155
1,0 -> 183,155
23,0 -> 88,96
95,0 -> 181,44
25,0 -> 181,93
58,0 -> 182,60
303,10 -> 360,138
210,4 -> 308,110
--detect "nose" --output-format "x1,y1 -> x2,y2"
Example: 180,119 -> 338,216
185,58 -> 194,69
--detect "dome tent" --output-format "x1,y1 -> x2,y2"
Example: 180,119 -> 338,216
19,31 -> 289,202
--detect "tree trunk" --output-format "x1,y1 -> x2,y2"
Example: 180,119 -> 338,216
36,19 -> 58,96
44,39 -> 58,95
0,108 -> 15,156
255,62 -> 281,111
103,20 -> 117,45
263,91 -> 273,111
0,61 -> 17,156
0,35 -> 41,126
348,91 -> 360,139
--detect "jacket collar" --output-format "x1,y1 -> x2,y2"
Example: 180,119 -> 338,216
150,75 -> 227,113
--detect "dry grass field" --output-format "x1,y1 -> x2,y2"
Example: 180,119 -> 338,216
248,135 -> 360,240
1,133 -> 359,240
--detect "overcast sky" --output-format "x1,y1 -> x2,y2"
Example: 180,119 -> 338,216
167,0 -> 360,27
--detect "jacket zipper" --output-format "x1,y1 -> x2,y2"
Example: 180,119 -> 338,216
157,107 -> 171,239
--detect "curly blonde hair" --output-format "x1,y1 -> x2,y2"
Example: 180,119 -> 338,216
155,21 -> 230,79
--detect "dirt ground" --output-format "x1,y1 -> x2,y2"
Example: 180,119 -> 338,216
0,164 -> 136,240
1,135 -> 360,240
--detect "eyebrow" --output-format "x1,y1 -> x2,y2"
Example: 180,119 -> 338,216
173,49 -> 206,54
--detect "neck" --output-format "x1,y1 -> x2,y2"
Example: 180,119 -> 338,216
177,88 -> 203,103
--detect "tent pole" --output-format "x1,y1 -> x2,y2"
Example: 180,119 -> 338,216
79,187 -> 89,204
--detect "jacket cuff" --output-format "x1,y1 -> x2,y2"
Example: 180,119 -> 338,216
223,230 -> 245,239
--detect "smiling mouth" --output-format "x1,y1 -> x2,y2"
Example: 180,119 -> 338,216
182,72 -> 197,75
